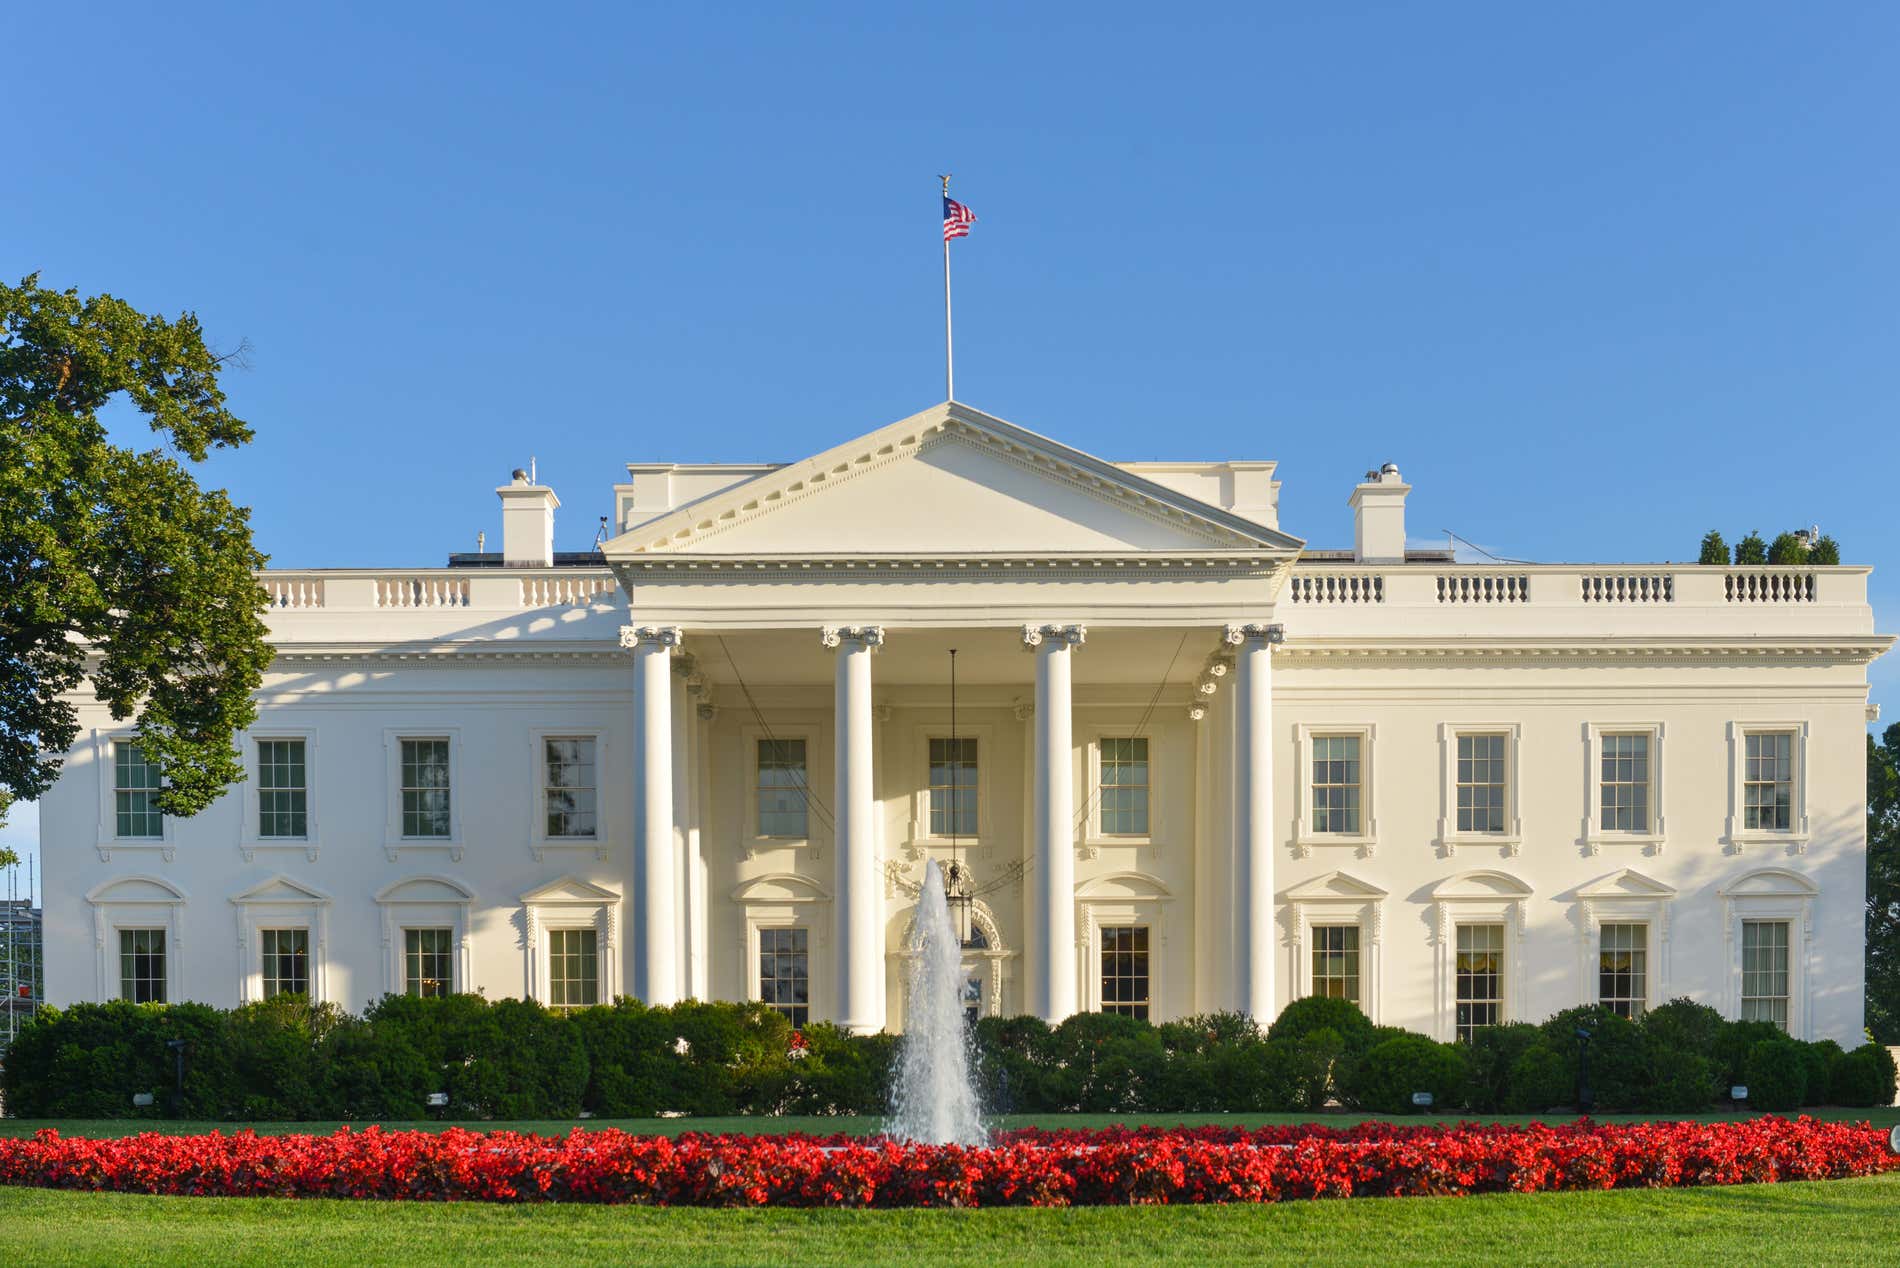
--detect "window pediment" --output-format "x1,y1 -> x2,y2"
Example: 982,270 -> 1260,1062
229,874 -> 332,906
1431,870 -> 1533,901
1280,870 -> 1387,903
1575,868 -> 1677,901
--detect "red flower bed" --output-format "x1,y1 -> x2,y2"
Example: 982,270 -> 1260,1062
0,1118 -> 1891,1207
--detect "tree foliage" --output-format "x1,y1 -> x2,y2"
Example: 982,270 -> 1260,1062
0,275 -> 271,828
1868,724 -> 1900,1043
1767,531 -> 1808,565
1733,531 -> 1768,565
1808,534 -> 1841,565
1697,530 -> 1730,565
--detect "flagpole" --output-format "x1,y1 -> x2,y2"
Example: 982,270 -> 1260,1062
941,174 -> 954,401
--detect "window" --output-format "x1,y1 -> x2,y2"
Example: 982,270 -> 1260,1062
1099,738 -> 1151,836
1310,735 -> 1362,834
404,928 -> 454,998
1740,920 -> 1790,1029
114,743 -> 164,838
758,927 -> 809,1027
261,928 -> 310,998
257,739 -> 308,838
547,928 -> 598,1010
1456,734 -> 1508,835
1454,923 -> 1504,1040
400,739 -> 452,838
543,738 -> 597,838
929,738 -> 978,837
756,739 -> 809,838
1599,923 -> 1648,1019
1099,925 -> 1150,1020
1599,733 -> 1651,833
1311,925 -> 1360,1004
1743,732 -> 1794,832
119,928 -> 167,1003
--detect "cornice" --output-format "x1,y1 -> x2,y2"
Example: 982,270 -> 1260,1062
1276,636 -> 1894,667
613,553 -> 1294,582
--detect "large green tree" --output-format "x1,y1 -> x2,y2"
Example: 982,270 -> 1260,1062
1870,723 -> 1900,1041
0,275 -> 271,834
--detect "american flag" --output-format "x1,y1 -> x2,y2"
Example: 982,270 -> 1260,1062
942,196 -> 976,242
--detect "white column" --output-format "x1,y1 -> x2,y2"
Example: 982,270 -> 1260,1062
1226,622 -> 1282,1023
1025,622 -> 1085,1022
824,625 -> 884,1034
623,624 -> 682,1005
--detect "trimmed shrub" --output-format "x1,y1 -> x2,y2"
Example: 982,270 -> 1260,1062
1698,530 -> 1730,565
1538,1006 -> 1649,1110
1038,1012 -> 1165,1113
1829,1044 -> 1899,1108
1646,1052 -> 1721,1114
1713,1019 -> 1786,1088
1460,1023 -> 1542,1113
1351,1035 -> 1465,1115
1799,1040 -> 1844,1108
972,1015 -> 1052,1115
1265,996 -> 1375,1051
1504,1042 -> 1571,1113
1742,1038 -> 1808,1111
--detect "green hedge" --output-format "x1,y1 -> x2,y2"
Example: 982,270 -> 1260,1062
3,994 -> 1892,1120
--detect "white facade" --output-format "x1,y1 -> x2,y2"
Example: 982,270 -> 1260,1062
39,402 -> 1892,1044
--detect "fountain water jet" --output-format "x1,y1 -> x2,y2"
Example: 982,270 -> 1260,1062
885,858 -> 987,1145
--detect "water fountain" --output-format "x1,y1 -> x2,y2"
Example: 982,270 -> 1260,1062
885,858 -> 987,1145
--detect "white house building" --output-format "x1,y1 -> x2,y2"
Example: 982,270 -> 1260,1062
37,402 -> 1892,1044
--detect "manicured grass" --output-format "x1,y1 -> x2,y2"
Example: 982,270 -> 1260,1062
3,1107 -> 1895,1139
3,1175 -> 1899,1265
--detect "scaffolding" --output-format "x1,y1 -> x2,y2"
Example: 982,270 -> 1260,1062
1,856 -> 43,1056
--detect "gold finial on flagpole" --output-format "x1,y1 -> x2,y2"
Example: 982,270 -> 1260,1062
939,173 -> 951,195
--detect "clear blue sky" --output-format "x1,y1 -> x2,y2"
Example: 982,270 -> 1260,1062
4,3 -> 1897,888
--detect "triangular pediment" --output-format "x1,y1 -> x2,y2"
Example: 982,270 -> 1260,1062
229,874 -> 332,905
520,875 -> 620,905
604,402 -> 1303,559
1282,870 -> 1388,903
1577,868 -> 1677,901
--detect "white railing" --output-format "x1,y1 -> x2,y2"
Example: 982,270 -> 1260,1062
263,577 -> 325,609
374,575 -> 470,608
520,575 -> 618,608
1580,573 -> 1673,604
1725,570 -> 1817,603
1289,572 -> 1384,604
1437,573 -> 1531,604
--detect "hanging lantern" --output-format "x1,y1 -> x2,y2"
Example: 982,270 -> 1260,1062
942,858 -> 975,947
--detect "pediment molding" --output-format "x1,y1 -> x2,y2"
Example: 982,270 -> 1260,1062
1280,870 -> 1388,903
1075,869 -> 1173,900
229,874 -> 332,906
375,875 -> 476,905
1718,867 -> 1818,899
87,874 -> 189,905
1431,870 -> 1534,901
1576,868 -> 1677,901
519,875 -> 621,905
731,872 -> 832,904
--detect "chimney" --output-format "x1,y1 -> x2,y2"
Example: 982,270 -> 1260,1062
497,468 -> 559,566
1349,462 -> 1409,563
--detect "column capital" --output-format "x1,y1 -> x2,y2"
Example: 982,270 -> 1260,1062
1222,622 -> 1285,647
1022,623 -> 1087,649
821,625 -> 885,650
620,624 -> 684,650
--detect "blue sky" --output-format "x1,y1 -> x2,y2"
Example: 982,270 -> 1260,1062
4,3 -> 1897,889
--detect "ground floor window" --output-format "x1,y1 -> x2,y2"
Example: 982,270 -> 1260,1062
1454,923 -> 1503,1041
1100,925 -> 1150,1020
1740,919 -> 1790,1030
758,927 -> 809,1027
404,927 -> 454,998
261,928 -> 310,999
119,928 -> 166,1003
1598,923 -> 1648,1019
547,928 -> 599,1011
1311,925 -> 1361,1004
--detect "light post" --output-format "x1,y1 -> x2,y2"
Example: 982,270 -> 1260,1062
1575,1026 -> 1594,1115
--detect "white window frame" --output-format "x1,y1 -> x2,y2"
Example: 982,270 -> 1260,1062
384,728 -> 463,861
1075,871 -> 1173,1020
528,728 -> 613,861
91,729 -> 174,862
910,723 -> 995,848
1293,723 -> 1378,856
1574,867 -> 1676,1012
1724,721 -> 1811,852
520,876 -> 621,1007
230,874 -> 332,1005
1436,723 -> 1522,855
1718,867 -> 1817,1038
1452,921 -> 1509,1042
741,723 -> 822,855
1429,871 -> 1531,1042
1281,870 -> 1387,1023
241,729 -> 319,862
1595,921 -> 1651,1019
1582,722 -> 1667,852
734,872 -> 832,1021
1084,733 -> 1157,846
374,875 -> 475,997
86,875 -> 187,1003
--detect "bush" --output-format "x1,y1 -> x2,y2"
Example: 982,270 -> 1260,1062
1538,1006 -> 1649,1111
1460,1023 -> 1542,1113
1639,1000 -> 1728,1113
1799,1040 -> 1844,1107
1713,1020 -> 1786,1088
1037,1012 -> 1165,1113
1266,996 -> 1374,1052
1504,1042 -> 1571,1113
1741,1038 -> 1808,1111
1829,1044 -> 1898,1108
1351,1035 -> 1465,1115
1698,530 -> 1730,565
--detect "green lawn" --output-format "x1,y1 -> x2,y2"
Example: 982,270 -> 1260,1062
3,1175 -> 1899,1266
3,1107 -> 1896,1139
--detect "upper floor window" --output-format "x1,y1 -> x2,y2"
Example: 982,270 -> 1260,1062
1599,733 -> 1652,834
756,739 -> 809,838
1099,738 -> 1150,836
1599,923 -> 1648,1019
1099,925 -> 1150,1020
1456,734 -> 1508,834
1743,732 -> 1795,832
114,743 -> 164,839
1310,735 -> 1362,834
1740,920 -> 1790,1030
400,739 -> 452,838
257,739 -> 308,839
543,737 -> 597,839
119,928 -> 167,1003
261,928 -> 310,999
929,738 -> 978,837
